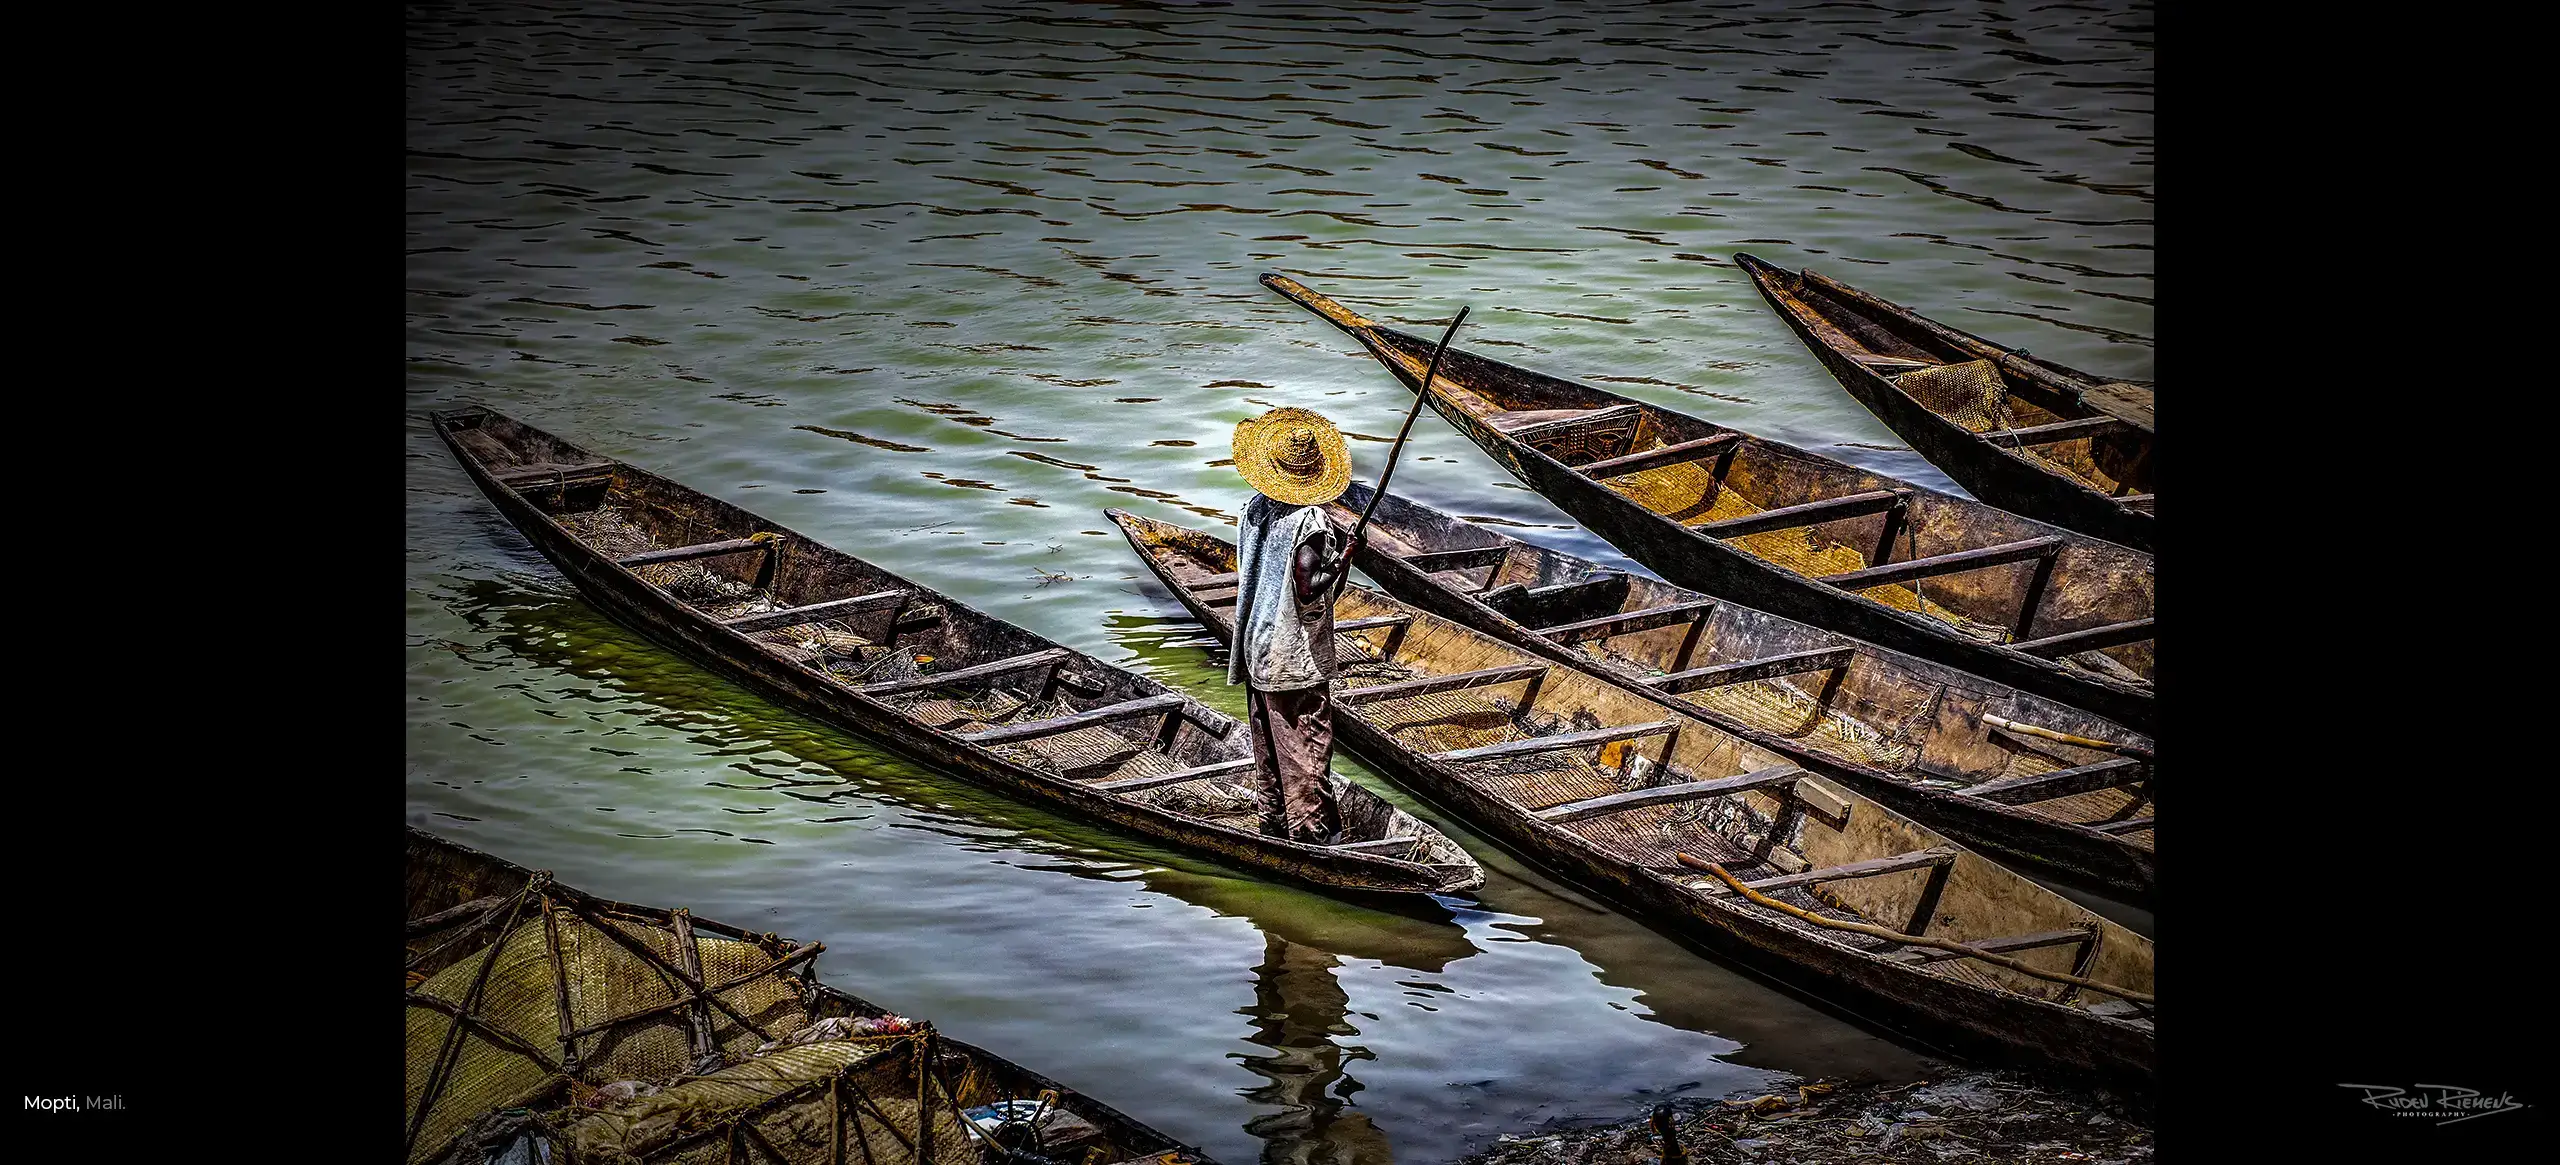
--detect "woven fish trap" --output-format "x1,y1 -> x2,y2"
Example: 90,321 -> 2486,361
406,901 -> 811,1165
1680,677 -> 1921,771
1602,463 -> 2011,642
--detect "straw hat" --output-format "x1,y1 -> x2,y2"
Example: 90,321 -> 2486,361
1231,407 -> 1351,506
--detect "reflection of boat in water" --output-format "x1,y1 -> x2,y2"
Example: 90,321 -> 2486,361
1239,934 -> 1395,1165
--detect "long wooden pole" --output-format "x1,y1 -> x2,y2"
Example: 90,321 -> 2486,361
1332,305 -> 1470,601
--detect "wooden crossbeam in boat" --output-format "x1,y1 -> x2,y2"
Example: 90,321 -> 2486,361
1817,536 -> 2062,591
1642,646 -> 1856,696
966,694 -> 1187,747
1503,403 -> 1645,442
1537,600 -> 1718,645
1440,720 -> 1678,770
1335,615 -> 1412,633
1965,757 -> 2147,805
1575,434 -> 1743,480
2089,816 -> 2154,835
617,537 -> 776,569
1884,928 -> 2093,965
719,590 -> 908,634
2012,618 -> 2153,658
495,461 -> 615,484
1986,415 -> 2129,446
1693,490 -> 1905,540
1850,353 -> 1935,372
1338,663 -> 1547,707
855,648 -> 1069,697
1404,545 -> 1510,579
2115,493 -> 2154,509
1706,847 -> 1958,897
1535,763 -> 1806,823
1329,836 -> 1421,855
1087,757 -> 1254,794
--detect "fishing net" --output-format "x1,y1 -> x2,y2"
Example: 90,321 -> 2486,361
1893,362 -> 2138,497
1893,360 -> 2016,434
555,1038 -> 981,1165
406,894 -> 813,1165
1599,463 -> 2012,642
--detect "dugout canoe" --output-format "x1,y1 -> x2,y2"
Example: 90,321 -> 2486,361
1736,253 -> 2155,551
431,407 -> 1481,899
1321,482 -> 2155,905
406,826 -> 1209,1165
1106,508 -> 2156,1090
1261,274 -> 2155,733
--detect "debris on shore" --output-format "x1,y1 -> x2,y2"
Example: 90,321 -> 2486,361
1461,1070 -> 2152,1164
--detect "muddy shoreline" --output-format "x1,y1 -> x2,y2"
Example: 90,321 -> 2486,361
1464,1069 -> 2152,1164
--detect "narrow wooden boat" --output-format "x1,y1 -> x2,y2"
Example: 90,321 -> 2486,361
1320,482 -> 2155,904
406,826 -> 1210,1165
1736,253 -> 2155,551
432,407 -> 1481,899
1106,509 -> 2156,1090
1261,274 -> 2156,733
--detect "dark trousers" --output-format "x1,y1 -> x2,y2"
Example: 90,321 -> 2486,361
1247,683 -> 1339,843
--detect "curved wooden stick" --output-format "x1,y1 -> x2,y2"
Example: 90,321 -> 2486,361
1983,714 -> 2153,763
1676,854 -> 2154,1005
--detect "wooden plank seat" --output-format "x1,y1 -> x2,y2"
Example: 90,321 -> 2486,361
1404,546 -> 1511,578
1338,663 -> 1548,708
617,537 -> 777,569
1964,758 -> 2147,806
494,460 -> 615,483
966,694 -> 1188,747
1438,720 -> 1678,769
1334,615 -> 1412,633
1851,353 -> 1936,372
719,590 -> 907,634
1817,536 -> 2063,591
1575,434 -> 1743,480
1538,599 -> 1718,644
1703,846 -> 1957,897
1884,928 -> 2093,965
1533,761 -> 1801,822
2012,618 -> 2153,658
2090,816 -> 2154,836
1984,416 -> 2131,446
1641,646 -> 1856,696
1693,490 -> 1906,540
854,648 -> 1069,697
1086,757 -> 1254,794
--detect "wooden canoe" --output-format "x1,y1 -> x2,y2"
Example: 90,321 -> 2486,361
406,825 -> 1211,1165
1736,253 -> 2155,551
1321,482 -> 2155,905
1106,508 -> 2156,1091
1261,274 -> 2156,733
432,407 -> 1481,899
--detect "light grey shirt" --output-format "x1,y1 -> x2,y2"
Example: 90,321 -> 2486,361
1227,494 -> 1337,690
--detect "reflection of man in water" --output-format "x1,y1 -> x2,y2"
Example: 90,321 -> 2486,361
1240,933 -> 1393,1165
1228,408 -> 1358,844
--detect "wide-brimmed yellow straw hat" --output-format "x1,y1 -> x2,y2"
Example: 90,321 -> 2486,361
1231,407 -> 1351,506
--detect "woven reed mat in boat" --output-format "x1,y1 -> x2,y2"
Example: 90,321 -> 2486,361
1601,464 -> 2011,643
406,902 -> 810,1165
1961,746 -> 2154,849
1664,667 -> 1921,771
558,507 -> 768,604
555,1038 -> 979,1165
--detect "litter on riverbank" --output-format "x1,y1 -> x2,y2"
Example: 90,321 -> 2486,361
1463,1070 -> 2151,1164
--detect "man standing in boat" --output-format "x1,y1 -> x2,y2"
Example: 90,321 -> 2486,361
1228,407 -> 1361,845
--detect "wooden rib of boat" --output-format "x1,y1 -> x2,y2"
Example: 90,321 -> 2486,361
1106,508 -> 2156,1090
1736,253 -> 2155,551
1261,274 -> 2156,733
1318,482 -> 2155,904
406,826 -> 1210,1165
432,407 -> 1481,899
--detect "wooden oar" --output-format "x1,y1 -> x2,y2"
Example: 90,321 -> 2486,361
1332,305 -> 1470,601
